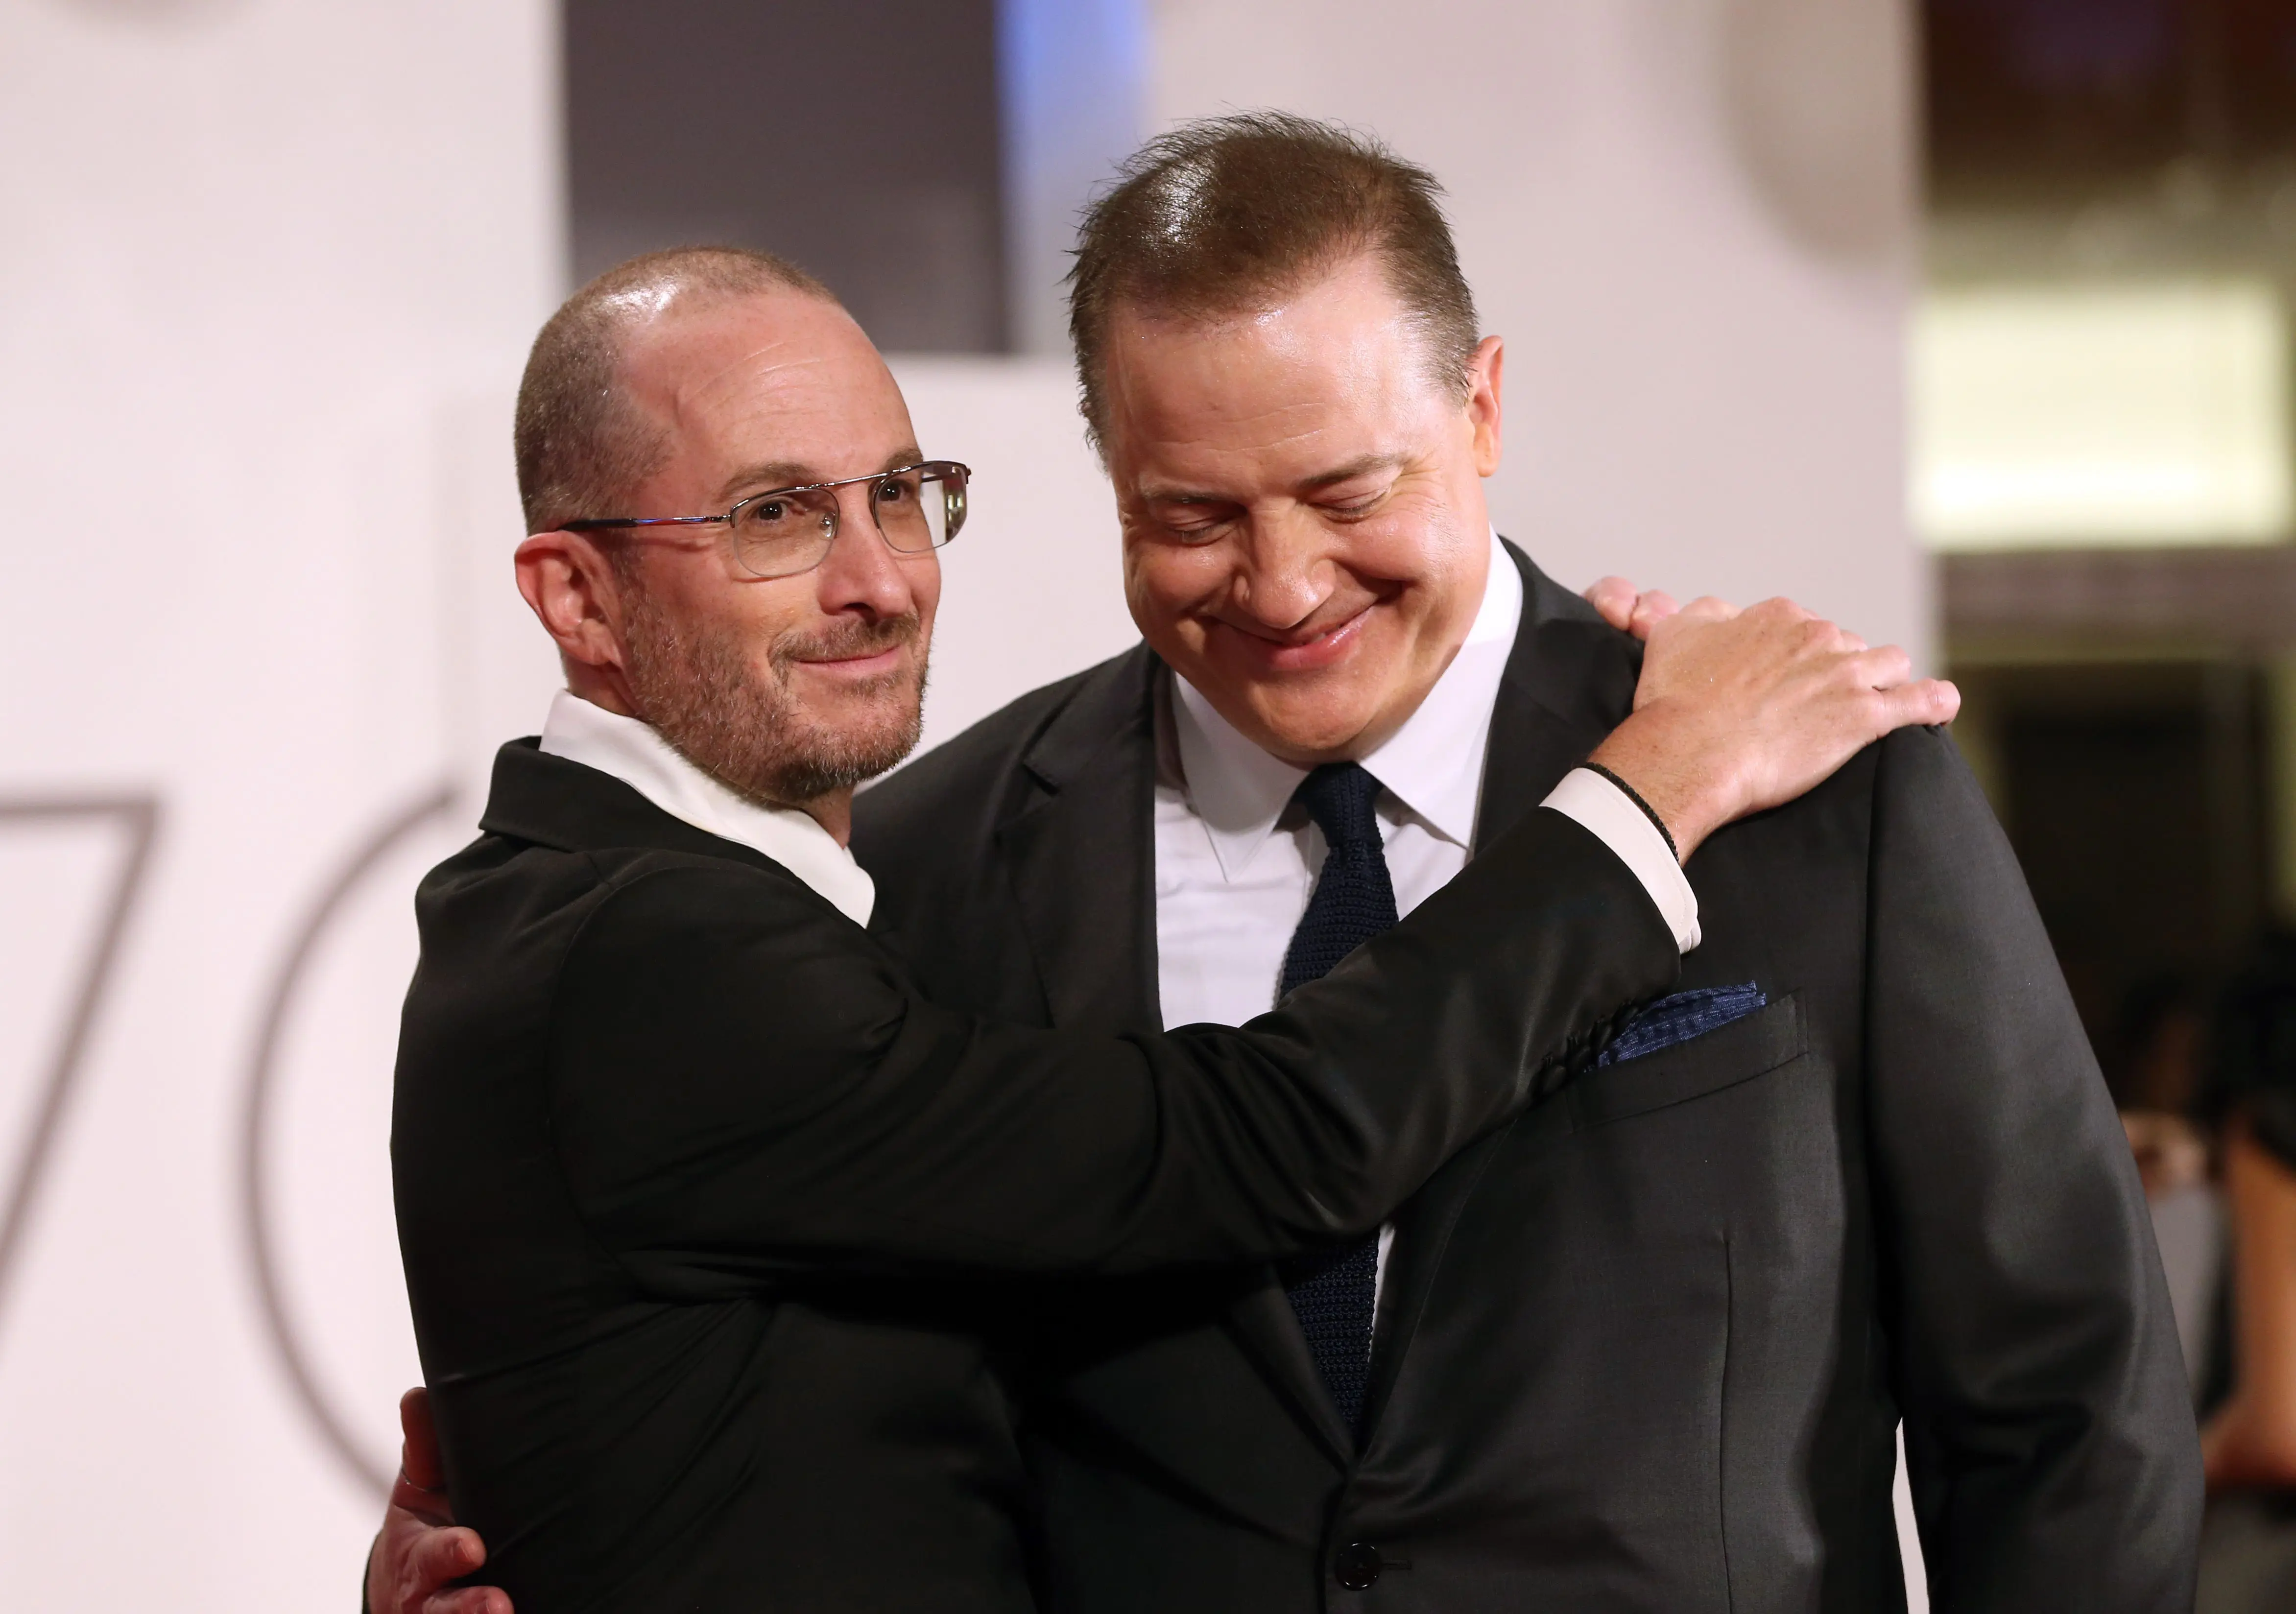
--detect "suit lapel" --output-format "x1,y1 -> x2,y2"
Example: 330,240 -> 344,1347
1467,540 -> 1638,848
991,644 -> 1355,1458
1358,541 -> 1639,1441
994,644 -> 1164,1038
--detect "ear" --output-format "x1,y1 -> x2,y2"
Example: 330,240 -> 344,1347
1465,334 -> 1503,477
515,528 -> 633,683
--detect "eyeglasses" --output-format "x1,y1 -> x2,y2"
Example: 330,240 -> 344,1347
565,460 -> 970,580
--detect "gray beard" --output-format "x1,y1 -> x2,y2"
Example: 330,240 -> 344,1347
620,592 -> 926,809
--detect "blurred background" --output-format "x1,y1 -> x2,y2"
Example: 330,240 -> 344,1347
4,0 -> 2296,1608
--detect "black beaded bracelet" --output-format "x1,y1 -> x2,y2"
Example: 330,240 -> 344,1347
1581,761 -> 1681,864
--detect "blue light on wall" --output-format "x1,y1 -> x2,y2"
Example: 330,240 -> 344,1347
999,0 -> 1149,356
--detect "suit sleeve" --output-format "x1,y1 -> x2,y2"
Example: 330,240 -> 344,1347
547,807 -> 1675,1293
1865,727 -> 2201,1611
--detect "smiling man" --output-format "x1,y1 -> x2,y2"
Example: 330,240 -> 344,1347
846,116 -> 2202,1611
379,243 -> 1943,1614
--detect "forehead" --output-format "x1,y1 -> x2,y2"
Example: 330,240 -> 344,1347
622,290 -> 916,482
1101,258 -> 1445,484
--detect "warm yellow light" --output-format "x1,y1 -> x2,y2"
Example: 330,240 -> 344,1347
1913,280 -> 2292,549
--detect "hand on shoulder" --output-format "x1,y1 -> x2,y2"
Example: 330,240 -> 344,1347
1579,584 -> 1959,861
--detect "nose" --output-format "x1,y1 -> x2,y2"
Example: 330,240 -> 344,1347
812,482 -> 921,620
1231,506 -> 1333,631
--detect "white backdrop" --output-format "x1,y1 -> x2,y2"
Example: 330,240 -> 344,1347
0,2 -> 1922,1609
0,1 -> 560,1606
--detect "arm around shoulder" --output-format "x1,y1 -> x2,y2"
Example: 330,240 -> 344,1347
545,812 -> 1675,1290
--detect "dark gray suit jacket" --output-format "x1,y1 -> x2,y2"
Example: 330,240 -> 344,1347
854,543 -> 2203,1613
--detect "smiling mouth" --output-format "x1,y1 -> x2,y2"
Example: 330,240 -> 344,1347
795,646 -> 907,675
1218,604 -> 1374,673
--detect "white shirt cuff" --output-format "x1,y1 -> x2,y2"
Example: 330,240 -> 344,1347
1540,767 -> 1701,954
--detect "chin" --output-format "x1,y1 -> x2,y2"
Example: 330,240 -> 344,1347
766,699 -> 925,801
830,688 -> 924,756
1244,689 -> 1388,762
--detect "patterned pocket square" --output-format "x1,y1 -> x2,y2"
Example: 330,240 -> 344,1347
1599,983 -> 1768,1066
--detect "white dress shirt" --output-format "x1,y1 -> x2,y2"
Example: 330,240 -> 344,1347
1152,530 -> 1700,1312
537,689 -> 878,927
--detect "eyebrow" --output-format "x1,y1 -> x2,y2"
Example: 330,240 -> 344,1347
1141,451 -> 1409,505
1295,452 -> 1409,491
717,445 -> 925,504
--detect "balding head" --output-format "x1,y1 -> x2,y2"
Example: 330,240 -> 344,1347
508,248 -> 942,836
514,246 -> 837,535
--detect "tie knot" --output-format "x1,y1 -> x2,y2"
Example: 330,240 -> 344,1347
1294,762 -> 1384,850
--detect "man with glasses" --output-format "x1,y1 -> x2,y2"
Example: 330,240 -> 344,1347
376,242 -> 1947,1614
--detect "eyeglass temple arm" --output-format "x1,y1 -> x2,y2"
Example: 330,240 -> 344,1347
561,515 -> 728,531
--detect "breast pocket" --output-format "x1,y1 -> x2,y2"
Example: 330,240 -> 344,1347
1568,991 -> 1809,1133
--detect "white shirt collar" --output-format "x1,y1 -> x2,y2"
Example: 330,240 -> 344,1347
536,690 -> 877,926
1172,527 -> 1524,879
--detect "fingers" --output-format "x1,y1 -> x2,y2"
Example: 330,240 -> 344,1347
1626,589 -> 1680,641
400,1386 -> 446,1491
1674,595 -> 1741,624
1848,676 -> 1957,740
413,1522 -> 486,1581
377,1509 -> 491,1614
1842,643 -> 1913,691
1889,676 -> 1961,728
399,1522 -> 488,1612
1582,576 -> 1640,631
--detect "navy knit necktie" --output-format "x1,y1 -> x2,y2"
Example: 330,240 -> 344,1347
1279,762 -> 1397,1434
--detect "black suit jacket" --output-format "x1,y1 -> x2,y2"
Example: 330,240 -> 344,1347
855,544 -> 2203,1614
392,733 -> 1677,1612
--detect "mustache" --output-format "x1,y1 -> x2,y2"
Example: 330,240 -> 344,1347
769,613 -> 922,671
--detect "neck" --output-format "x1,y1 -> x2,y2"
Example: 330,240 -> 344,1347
798,790 -> 854,846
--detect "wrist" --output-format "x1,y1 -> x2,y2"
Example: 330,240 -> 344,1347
1579,762 -> 1679,863
1587,712 -> 1740,862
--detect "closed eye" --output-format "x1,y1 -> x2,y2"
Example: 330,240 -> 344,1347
1316,485 -> 1394,520
1155,500 -> 1240,543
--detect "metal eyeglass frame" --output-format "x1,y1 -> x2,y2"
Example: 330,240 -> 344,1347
563,460 -> 970,579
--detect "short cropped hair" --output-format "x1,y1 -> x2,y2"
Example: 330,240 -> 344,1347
1067,112 -> 1481,450
514,246 -> 835,534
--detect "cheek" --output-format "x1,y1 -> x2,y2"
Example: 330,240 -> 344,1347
1365,488 -> 1469,573
1122,544 -> 1223,643
902,551 -> 942,630
716,576 -> 817,659
646,553 -> 751,640
1358,506 -> 1475,615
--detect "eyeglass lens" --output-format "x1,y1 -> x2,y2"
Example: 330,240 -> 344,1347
729,465 -> 966,579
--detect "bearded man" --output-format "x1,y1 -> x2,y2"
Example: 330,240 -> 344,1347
380,240 -> 1944,1614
